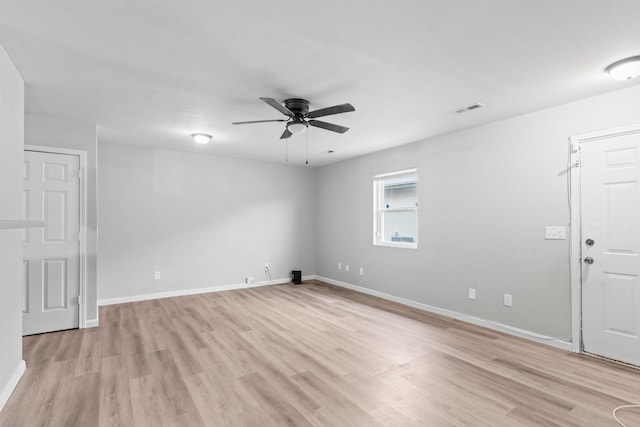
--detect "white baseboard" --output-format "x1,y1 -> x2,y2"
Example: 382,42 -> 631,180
98,278 -> 290,306
84,318 -> 99,328
95,274 -> 570,351
316,275 -> 572,351
0,360 -> 25,412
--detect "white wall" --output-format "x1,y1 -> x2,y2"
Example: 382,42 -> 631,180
0,44 -> 25,410
316,84 -> 640,339
24,115 -> 98,324
98,143 -> 316,301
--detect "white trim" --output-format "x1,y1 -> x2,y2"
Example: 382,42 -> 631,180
569,134 -> 583,353
24,145 -> 88,329
84,318 -> 99,328
373,168 -> 417,180
0,360 -> 25,412
98,278 -> 290,306
317,275 -> 572,351
373,168 -> 419,249
570,123 -> 640,143
568,122 -> 640,355
375,240 -> 418,250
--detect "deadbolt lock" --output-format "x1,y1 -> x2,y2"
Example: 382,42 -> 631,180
585,239 -> 595,246
584,257 -> 594,264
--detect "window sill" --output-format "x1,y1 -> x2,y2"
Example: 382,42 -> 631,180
374,241 -> 418,249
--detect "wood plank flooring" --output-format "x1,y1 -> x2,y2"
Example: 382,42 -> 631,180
2,281 -> 640,426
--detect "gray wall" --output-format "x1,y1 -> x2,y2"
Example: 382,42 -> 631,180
97,142 -> 316,300
24,115 -> 99,324
316,84 -> 640,339
0,44 -> 24,407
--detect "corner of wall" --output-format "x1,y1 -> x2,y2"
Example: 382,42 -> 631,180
0,360 -> 25,412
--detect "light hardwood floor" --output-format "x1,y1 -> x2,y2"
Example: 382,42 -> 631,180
2,281 -> 640,426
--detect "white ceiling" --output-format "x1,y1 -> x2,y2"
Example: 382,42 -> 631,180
1,1 -> 639,166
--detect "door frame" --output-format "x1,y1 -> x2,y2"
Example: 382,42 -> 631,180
24,145 -> 88,329
569,122 -> 640,354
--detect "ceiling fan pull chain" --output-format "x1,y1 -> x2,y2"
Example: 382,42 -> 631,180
305,130 -> 309,165
286,139 -> 288,163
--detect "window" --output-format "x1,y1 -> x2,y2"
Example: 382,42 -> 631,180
373,168 -> 417,248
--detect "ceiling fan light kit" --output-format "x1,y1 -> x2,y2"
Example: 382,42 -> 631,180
233,97 -> 355,139
191,133 -> 212,144
287,118 -> 308,135
605,56 -> 640,80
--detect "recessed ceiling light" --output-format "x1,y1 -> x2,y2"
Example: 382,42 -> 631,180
605,56 -> 640,80
191,133 -> 212,144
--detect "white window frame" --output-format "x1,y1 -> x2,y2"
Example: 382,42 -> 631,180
373,168 -> 418,249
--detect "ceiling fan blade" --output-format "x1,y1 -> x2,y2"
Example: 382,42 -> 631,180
260,97 -> 294,117
280,128 -> 293,139
307,103 -> 355,119
232,119 -> 288,125
308,120 -> 349,134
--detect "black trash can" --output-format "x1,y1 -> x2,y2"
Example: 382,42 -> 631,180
291,270 -> 302,284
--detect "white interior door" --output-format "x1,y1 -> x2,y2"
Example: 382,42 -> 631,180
23,150 -> 81,335
581,129 -> 640,365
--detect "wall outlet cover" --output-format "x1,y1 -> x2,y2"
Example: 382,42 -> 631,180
545,226 -> 566,240
468,288 -> 476,300
503,293 -> 513,307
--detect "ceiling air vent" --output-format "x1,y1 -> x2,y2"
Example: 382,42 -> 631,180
455,103 -> 485,114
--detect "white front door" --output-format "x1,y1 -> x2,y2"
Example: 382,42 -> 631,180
580,127 -> 640,365
23,150 -> 81,335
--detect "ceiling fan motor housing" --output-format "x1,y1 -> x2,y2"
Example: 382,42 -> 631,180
283,98 -> 310,117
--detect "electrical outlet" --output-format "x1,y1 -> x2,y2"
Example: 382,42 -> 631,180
359,267 -> 364,275
245,277 -> 255,284
503,293 -> 513,307
154,271 -> 161,280
345,265 -> 350,272
338,262 -> 342,270
545,226 -> 566,240
468,288 -> 476,300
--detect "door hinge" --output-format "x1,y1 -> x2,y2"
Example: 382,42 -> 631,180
570,140 -> 580,152
76,169 -> 82,180
567,160 -> 582,170
77,232 -> 82,242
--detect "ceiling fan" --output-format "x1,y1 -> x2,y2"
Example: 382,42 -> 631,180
233,97 -> 355,139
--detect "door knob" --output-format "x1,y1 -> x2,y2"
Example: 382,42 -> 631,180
584,257 -> 594,264
585,239 -> 595,246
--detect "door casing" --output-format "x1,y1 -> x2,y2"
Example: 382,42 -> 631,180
569,123 -> 640,354
24,145 -> 88,329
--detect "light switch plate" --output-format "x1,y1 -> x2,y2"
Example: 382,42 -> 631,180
468,288 -> 476,300
545,226 -> 566,240
504,293 -> 513,307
